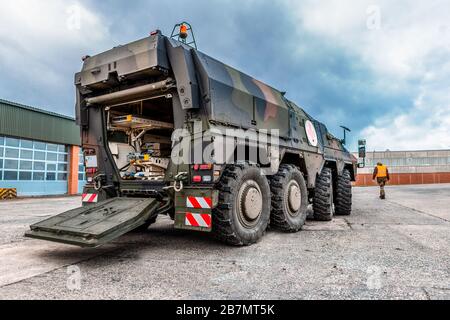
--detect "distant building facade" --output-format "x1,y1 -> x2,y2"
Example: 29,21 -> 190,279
0,99 -> 86,196
354,150 -> 450,186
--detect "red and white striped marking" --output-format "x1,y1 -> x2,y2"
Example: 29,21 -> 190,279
185,213 -> 212,228
82,193 -> 98,203
186,196 -> 212,209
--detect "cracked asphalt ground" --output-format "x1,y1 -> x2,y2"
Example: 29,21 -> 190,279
0,184 -> 449,300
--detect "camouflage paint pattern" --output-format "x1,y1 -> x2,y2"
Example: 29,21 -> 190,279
192,51 -> 290,137
75,31 -> 356,189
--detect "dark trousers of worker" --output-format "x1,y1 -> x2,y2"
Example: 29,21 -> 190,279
377,177 -> 388,199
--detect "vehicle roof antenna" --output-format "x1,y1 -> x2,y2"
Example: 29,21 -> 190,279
340,125 -> 351,145
171,22 -> 198,49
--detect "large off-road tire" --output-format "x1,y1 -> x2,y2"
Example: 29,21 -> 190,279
213,164 -> 271,246
335,169 -> 352,216
269,164 -> 308,232
313,167 -> 335,221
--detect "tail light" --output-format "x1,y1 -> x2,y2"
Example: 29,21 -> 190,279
85,168 -> 97,183
192,164 -> 213,171
192,164 -> 213,183
200,164 -> 213,170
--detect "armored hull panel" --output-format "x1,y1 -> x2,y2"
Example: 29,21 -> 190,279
193,51 -> 290,137
76,34 -> 170,90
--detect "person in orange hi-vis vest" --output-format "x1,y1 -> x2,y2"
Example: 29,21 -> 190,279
372,162 -> 390,199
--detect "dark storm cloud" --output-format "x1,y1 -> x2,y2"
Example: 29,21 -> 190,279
91,0 -> 414,146
0,0 -> 420,150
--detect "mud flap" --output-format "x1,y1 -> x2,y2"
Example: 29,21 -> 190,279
174,189 -> 215,232
25,197 -> 160,248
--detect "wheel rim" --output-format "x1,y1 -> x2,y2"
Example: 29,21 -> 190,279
237,180 -> 263,228
285,180 -> 301,216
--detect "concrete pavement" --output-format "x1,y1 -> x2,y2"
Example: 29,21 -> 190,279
0,184 -> 448,300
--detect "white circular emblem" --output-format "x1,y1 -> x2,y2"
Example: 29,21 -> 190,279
305,120 -> 318,147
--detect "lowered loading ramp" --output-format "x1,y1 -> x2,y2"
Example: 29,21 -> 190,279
25,197 -> 160,248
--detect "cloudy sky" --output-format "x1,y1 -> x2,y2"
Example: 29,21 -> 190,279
0,0 -> 449,152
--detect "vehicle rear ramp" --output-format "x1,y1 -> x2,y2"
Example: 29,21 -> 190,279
25,197 -> 160,248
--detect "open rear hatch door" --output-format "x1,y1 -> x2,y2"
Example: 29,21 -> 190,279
25,197 -> 160,248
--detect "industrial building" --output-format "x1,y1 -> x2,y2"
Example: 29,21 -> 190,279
0,99 -> 85,196
354,150 -> 450,186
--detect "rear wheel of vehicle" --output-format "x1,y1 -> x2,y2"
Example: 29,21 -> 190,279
213,164 -> 271,246
335,169 -> 352,216
269,164 -> 308,232
313,167 -> 335,221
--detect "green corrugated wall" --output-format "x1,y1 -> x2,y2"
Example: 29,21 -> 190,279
0,99 -> 81,146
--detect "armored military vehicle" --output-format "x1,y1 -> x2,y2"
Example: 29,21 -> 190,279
26,25 -> 357,247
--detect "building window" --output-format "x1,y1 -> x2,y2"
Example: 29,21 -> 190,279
47,144 -> 58,152
34,162 -> 45,171
33,172 -> 45,181
78,149 -> 86,181
46,172 -> 56,181
58,154 -> 68,162
4,160 -> 18,170
47,153 -> 58,161
34,151 -> 46,160
20,161 -> 33,170
33,142 -> 46,150
58,173 -> 67,181
20,150 -> 33,159
19,172 -> 32,181
20,140 -> 33,149
58,145 -> 68,153
5,138 -> 19,147
365,154 -> 450,168
0,135 -> 69,182
4,171 -> 18,180
5,148 -> 19,158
